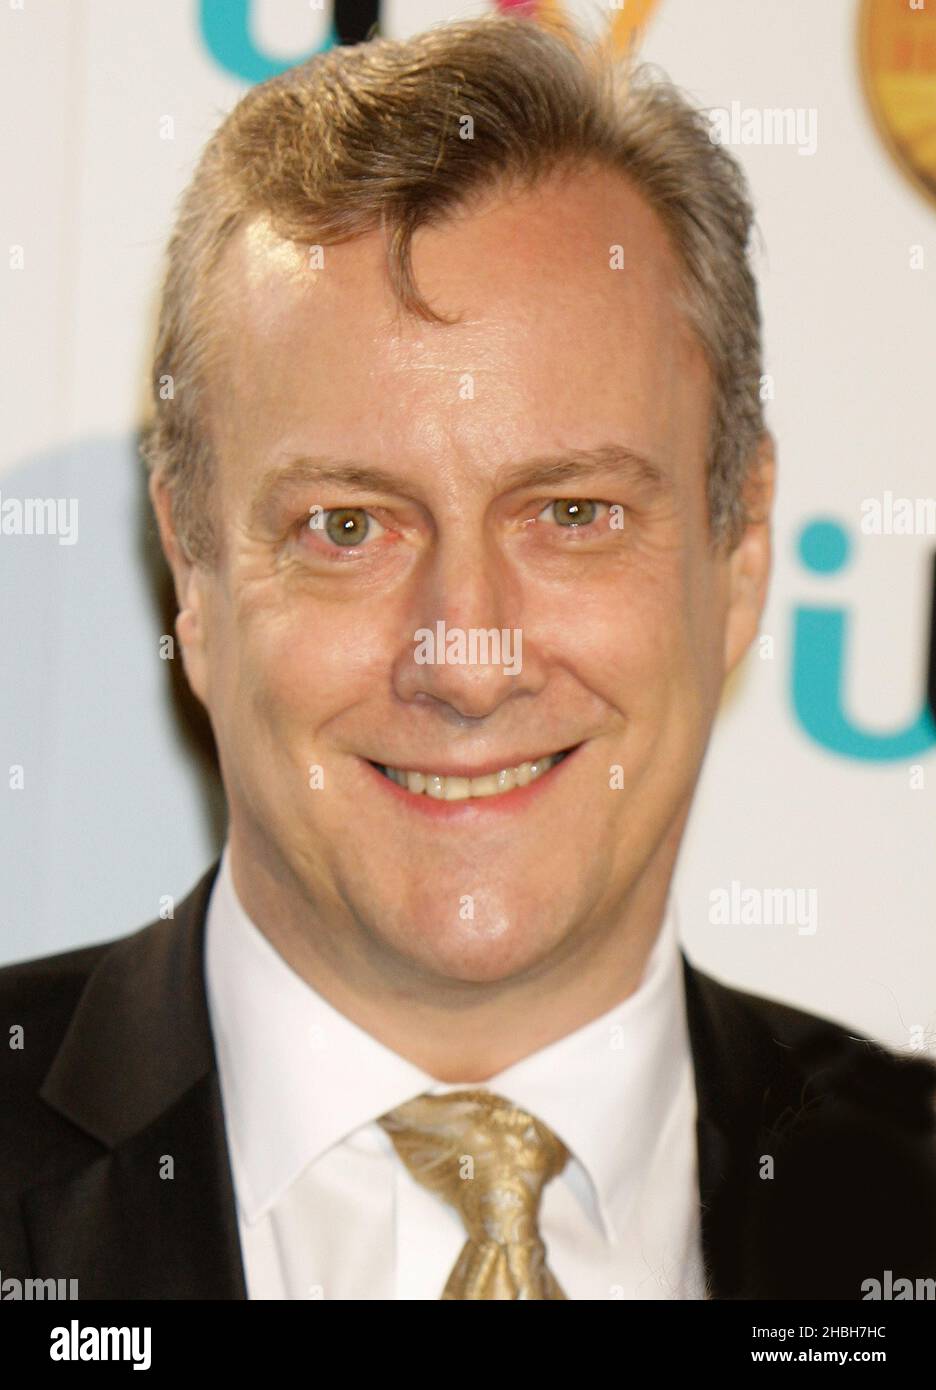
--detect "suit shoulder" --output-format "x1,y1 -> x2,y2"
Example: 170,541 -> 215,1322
0,925 -> 151,1088
702,968 -> 936,1135
0,866 -> 218,1114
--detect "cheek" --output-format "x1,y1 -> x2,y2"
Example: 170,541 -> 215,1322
226,592 -> 392,734
564,568 -> 716,756
567,569 -> 693,688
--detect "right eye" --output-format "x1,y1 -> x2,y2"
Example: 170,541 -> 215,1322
303,506 -> 387,550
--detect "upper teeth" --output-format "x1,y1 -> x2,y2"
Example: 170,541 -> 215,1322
382,754 -> 562,801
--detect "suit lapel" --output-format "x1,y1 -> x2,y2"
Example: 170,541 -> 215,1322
681,956 -> 799,1299
23,861 -> 247,1298
682,953 -> 936,1300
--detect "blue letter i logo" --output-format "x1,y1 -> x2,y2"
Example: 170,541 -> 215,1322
792,519 -> 936,760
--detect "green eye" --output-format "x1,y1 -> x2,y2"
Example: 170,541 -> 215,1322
549,499 -> 599,527
324,508 -> 371,546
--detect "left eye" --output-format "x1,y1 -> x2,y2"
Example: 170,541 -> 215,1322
538,498 -> 606,528
306,507 -> 386,547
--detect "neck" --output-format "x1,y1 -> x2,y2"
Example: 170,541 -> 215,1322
225,829 -> 682,1082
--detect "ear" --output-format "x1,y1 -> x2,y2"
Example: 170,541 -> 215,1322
148,471 -> 211,707
723,431 -> 776,679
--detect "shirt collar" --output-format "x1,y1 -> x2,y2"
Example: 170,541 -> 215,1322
204,846 -> 691,1241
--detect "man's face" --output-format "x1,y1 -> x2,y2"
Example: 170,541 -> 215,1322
160,164 -> 771,985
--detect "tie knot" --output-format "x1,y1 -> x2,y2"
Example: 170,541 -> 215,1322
377,1089 -> 569,1247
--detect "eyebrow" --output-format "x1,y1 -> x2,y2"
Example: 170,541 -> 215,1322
247,443 -> 672,530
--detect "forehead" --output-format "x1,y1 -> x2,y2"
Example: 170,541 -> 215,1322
205,164 -> 712,493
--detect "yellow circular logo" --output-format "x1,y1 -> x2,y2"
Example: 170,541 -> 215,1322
859,0 -> 936,209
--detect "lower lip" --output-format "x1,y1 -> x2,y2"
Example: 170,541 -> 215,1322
362,746 -> 582,820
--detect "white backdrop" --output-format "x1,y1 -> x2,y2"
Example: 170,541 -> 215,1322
2,0 -> 934,1054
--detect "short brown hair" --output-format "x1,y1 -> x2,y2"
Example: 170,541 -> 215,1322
141,13 -> 767,562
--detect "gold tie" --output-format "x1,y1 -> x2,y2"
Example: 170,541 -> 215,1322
377,1089 -> 570,1300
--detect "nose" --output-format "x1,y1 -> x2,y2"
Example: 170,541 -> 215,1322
391,530 -> 546,721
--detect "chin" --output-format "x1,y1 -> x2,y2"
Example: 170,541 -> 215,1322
388,903 -> 567,985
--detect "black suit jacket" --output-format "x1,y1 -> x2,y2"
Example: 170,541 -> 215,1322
2,861 -> 935,1300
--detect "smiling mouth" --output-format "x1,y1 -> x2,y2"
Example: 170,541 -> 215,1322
367,748 -> 578,803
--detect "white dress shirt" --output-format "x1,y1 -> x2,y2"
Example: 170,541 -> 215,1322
203,846 -> 707,1300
